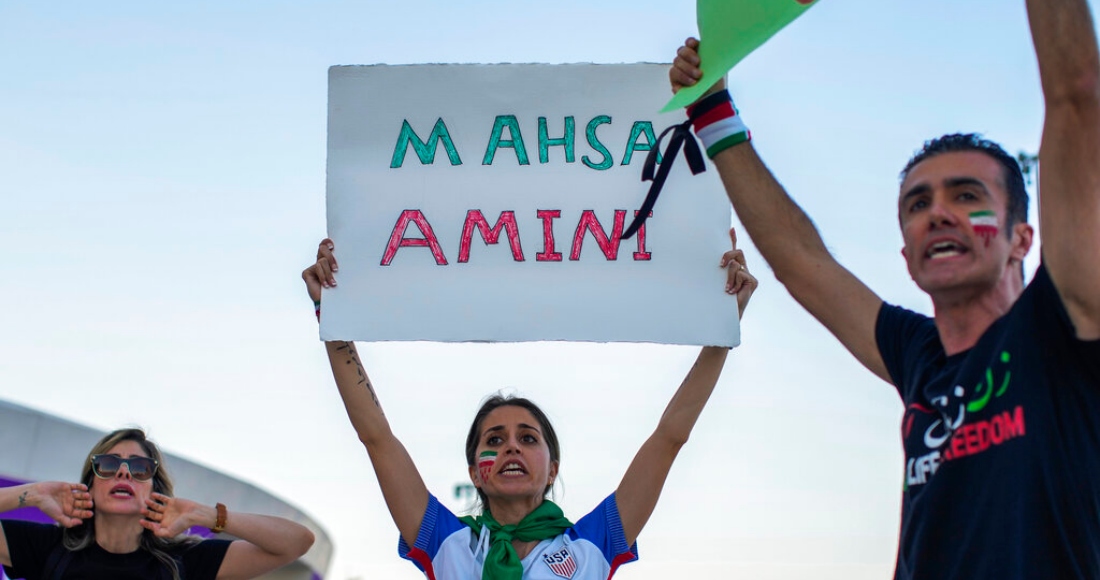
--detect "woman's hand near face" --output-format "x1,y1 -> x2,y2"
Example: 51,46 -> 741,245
0,482 -> 92,567
35,482 -> 94,528
140,493 -> 199,538
2,482 -> 93,528
142,493 -> 316,580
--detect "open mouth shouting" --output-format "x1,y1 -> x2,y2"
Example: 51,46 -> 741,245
109,484 -> 136,499
925,239 -> 969,261
497,460 -> 528,477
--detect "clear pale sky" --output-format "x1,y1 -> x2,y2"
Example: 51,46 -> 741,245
0,1 -> 1078,578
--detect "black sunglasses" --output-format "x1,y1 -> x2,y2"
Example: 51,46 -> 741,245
90,454 -> 159,482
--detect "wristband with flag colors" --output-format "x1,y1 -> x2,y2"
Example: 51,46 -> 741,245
687,90 -> 750,158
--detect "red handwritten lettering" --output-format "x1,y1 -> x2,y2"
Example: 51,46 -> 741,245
632,210 -> 652,261
458,210 -> 524,262
570,210 -> 625,261
382,209 -> 653,265
381,209 -> 449,266
536,210 -> 563,262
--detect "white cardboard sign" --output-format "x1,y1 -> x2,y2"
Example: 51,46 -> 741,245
323,63 -> 738,346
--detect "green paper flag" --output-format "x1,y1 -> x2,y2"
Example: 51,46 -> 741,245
663,0 -> 820,112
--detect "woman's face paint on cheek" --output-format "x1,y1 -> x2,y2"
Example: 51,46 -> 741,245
477,451 -> 497,483
970,210 -> 999,246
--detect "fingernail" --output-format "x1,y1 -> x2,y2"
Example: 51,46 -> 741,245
328,244 -> 334,250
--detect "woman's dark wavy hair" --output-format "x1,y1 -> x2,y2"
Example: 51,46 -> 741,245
62,428 -> 199,580
464,394 -> 561,513
899,133 -> 1030,235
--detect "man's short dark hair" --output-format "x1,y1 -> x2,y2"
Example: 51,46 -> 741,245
900,133 -> 1030,234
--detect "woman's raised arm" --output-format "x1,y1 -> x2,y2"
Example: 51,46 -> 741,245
141,494 -> 314,580
614,228 -> 757,546
303,239 -> 429,546
0,481 -> 93,567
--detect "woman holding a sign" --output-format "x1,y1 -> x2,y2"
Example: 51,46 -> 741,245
302,229 -> 756,579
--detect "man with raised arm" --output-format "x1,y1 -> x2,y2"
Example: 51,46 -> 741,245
670,1 -> 1100,578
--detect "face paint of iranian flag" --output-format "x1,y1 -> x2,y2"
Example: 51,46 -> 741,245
970,211 -> 999,246
478,451 -> 497,482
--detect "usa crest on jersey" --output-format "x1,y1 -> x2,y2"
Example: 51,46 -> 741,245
543,547 -> 577,578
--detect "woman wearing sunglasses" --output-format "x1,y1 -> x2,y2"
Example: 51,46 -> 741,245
301,228 -> 756,579
0,428 -> 314,579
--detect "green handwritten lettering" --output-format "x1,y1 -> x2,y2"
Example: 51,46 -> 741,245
483,115 -> 530,165
390,118 -> 462,168
582,115 -> 613,171
538,116 -> 575,164
622,121 -> 660,166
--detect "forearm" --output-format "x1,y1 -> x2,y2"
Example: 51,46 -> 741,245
710,142 -> 889,375
324,340 -> 429,541
1027,0 -> 1100,337
653,346 -> 729,446
200,506 -> 315,580
0,484 -> 33,513
326,340 -> 395,446
614,346 -> 729,544
711,143 -> 833,287
210,508 -> 313,558
1028,0 -> 1100,105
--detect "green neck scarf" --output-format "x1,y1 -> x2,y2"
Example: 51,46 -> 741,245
459,500 -> 573,580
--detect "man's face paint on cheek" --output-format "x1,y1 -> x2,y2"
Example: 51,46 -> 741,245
970,210 -> 999,246
477,450 -> 497,483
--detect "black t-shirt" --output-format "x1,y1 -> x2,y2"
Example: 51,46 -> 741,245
1,519 -> 231,580
877,264 -> 1100,579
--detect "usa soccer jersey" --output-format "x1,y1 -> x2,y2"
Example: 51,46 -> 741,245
399,493 -> 638,579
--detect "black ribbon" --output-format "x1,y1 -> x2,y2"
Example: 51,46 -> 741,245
621,119 -> 707,240
622,90 -> 734,240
